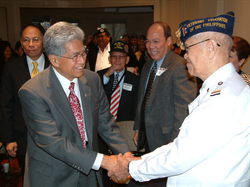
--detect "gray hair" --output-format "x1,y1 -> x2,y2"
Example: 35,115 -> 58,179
44,21 -> 84,57
192,32 -> 233,52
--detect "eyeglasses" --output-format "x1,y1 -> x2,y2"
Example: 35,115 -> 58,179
111,54 -> 127,60
144,39 -> 166,46
58,47 -> 89,63
22,37 -> 42,45
185,39 -> 220,53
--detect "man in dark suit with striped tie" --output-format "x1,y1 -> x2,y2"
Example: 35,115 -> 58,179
98,40 -> 140,122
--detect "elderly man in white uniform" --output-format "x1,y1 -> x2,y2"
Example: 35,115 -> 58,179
108,12 -> 250,187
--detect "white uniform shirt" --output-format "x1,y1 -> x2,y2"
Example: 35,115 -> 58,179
130,63 -> 250,187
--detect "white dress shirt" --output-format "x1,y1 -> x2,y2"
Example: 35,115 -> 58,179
95,43 -> 111,72
52,67 -> 103,170
130,63 -> 250,187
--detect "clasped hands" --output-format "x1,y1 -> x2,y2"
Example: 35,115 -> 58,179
102,152 -> 141,184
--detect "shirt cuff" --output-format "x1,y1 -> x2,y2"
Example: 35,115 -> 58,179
103,74 -> 110,85
129,158 -> 150,182
92,153 -> 104,170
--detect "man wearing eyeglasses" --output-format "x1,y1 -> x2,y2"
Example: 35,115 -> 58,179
97,40 -> 139,122
132,21 -> 197,186
108,12 -> 250,187
18,22 -> 131,187
0,23 -> 50,178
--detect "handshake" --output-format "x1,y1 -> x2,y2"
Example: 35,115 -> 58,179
101,152 -> 141,184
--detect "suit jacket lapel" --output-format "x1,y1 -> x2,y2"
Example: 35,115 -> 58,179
78,76 -> 93,145
17,55 -> 31,83
140,60 -> 154,102
17,53 -> 50,84
48,66 -> 81,138
146,51 -> 173,109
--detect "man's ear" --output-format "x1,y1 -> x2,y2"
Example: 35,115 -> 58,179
239,58 -> 245,67
125,56 -> 130,65
167,36 -> 173,45
207,39 -> 218,59
49,54 -> 59,67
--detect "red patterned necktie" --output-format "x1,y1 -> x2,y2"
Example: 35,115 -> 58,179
110,84 -> 120,121
68,82 -> 86,148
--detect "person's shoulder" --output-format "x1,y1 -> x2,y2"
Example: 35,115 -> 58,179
97,68 -> 108,76
5,56 -> 25,66
126,70 -> 139,80
209,73 -> 248,104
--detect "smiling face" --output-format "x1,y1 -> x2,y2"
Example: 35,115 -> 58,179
21,26 -> 44,61
146,23 -> 172,61
109,51 -> 129,73
51,39 -> 86,81
98,33 -> 110,48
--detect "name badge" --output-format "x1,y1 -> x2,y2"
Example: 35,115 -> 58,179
156,68 -> 167,76
123,83 -> 133,91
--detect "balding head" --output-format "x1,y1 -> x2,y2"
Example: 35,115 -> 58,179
146,22 -> 173,61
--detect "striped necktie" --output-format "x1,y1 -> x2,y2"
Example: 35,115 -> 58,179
31,62 -> 39,78
110,74 -> 120,121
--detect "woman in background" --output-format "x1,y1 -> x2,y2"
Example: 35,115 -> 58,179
230,36 -> 250,86
0,41 -> 14,84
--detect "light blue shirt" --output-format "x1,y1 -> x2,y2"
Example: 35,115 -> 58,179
144,53 -> 167,93
103,68 -> 126,95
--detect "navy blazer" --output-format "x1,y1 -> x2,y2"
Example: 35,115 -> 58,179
98,68 -> 140,122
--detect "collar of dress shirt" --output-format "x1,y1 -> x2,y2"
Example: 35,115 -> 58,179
114,67 -> 125,80
52,66 -> 79,97
26,53 -> 45,73
98,43 -> 110,54
155,50 -> 170,70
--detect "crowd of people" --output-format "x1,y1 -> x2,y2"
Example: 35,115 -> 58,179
0,11 -> 249,187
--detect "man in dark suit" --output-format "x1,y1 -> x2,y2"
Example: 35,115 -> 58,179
0,23 -> 50,177
18,21 -> 131,187
132,21 -> 197,186
98,40 -> 139,122
87,28 -> 111,72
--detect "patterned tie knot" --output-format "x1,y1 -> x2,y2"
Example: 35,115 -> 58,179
32,61 -> 38,68
69,82 -> 75,92
31,62 -> 39,78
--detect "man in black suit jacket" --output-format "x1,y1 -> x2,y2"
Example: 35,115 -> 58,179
97,40 -> 139,122
0,23 -> 50,177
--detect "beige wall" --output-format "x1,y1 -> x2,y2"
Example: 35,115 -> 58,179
0,0 -> 249,74
19,8 -> 153,40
